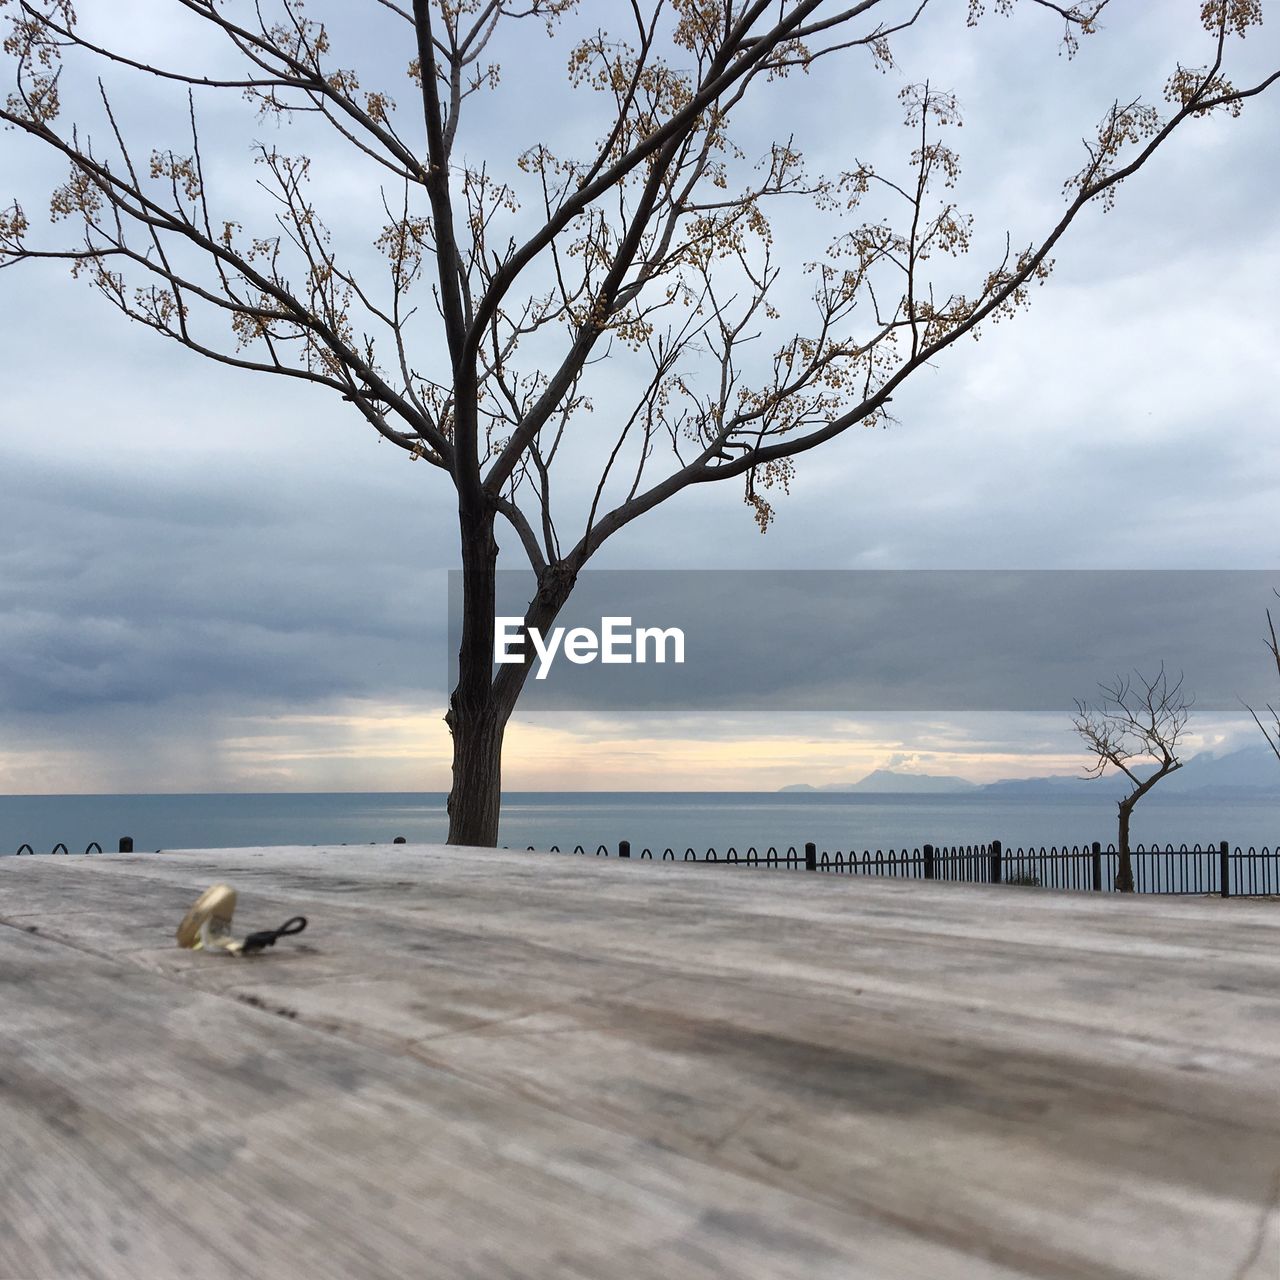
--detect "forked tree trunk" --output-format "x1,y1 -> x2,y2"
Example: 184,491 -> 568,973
446,506 -> 506,847
446,696 -> 508,846
1115,800 -> 1135,893
445,508 -> 576,847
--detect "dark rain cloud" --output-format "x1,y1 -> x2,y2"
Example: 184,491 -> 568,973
0,451 -> 451,714
462,569 -> 1280,714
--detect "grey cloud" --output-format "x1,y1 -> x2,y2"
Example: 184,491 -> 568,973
0,451 -> 454,714
1,3 -> 1278,788
463,570 -> 1280,713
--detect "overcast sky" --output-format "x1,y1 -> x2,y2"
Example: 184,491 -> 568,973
1,1 -> 1278,793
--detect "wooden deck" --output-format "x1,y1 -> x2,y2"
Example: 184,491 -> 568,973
1,844 -> 1277,1279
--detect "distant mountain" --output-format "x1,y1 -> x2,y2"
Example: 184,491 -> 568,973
1160,745 -> 1278,794
780,746 -> 1279,799
978,775 -> 1095,796
978,745 -> 1279,799
850,769 -> 979,793
977,773 -> 1090,793
779,769 -> 978,794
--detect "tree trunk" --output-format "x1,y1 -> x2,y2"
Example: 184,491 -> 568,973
446,697 -> 508,846
444,511 -> 578,846
1115,800 -> 1135,893
446,506 -> 506,847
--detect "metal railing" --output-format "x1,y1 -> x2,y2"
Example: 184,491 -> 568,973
11,833 -> 1276,896
12,838 -> 131,855
527,838 -> 1279,897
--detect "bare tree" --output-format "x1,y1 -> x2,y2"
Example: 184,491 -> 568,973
1245,591 -> 1280,765
0,3 -> 1274,845
1073,665 -> 1193,893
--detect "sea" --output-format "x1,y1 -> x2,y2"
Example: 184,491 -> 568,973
2,790 -> 1278,857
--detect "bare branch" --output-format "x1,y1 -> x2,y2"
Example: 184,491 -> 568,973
1245,594 -> 1280,765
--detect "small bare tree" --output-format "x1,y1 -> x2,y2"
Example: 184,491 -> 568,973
1073,665 -> 1192,893
1245,592 -> 1280,765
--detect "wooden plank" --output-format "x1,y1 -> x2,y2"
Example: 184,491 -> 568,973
1,846 -> 1278,1279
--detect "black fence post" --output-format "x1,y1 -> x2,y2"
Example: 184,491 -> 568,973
1091,841 -> 1102,892
804,841 -> 817,872
923,843 -> 935,880
990,839 -> 1003,885
1219,840 -> 1230,898
119,836 -> 133,853
618,840 -> 631,859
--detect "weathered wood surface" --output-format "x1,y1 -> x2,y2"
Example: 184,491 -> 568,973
1,846 -> 1277,1280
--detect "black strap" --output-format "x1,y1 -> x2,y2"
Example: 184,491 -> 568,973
241,916 -> 308,953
